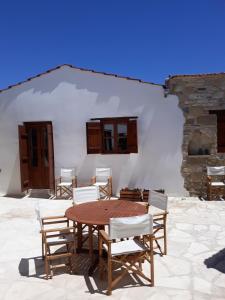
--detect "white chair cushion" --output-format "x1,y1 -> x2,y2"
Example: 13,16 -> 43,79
47,234 -> 74,246
103,239 -> 148,256
57,182 -> 72,187
211,182 -> 225,186
93,182 -> 108,186
207,166 -> 225,176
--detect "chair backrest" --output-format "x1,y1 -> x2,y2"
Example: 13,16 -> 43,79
96,168 -> 111,182
60,168 -> 75,182
73,186 -> 100,204
207,166 -> 225,176
148,190 -> 168,211
109,214 -> 153,240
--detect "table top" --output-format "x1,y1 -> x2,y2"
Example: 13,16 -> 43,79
65,200 -> 147,226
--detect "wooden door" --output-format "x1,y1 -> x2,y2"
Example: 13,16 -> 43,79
18,122 -> 55,191
18,125 -> 30,191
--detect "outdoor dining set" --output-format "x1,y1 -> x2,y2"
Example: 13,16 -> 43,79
36,167 -> 168,295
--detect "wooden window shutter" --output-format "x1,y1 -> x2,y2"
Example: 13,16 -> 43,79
217,113 -> 225,152
127,119 -> 138,153
18,125 -> 30,191
86,122 -> 102,154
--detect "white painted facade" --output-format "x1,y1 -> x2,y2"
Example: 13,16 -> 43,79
0,66 -> 186,196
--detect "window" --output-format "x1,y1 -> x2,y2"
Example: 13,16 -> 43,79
210,110 -> 225,153
86,117 -> 138,154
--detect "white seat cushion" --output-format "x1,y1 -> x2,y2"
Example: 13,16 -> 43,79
57,182 -> 72,187
93,182 -> 108,186
211,182 -> 225,186
47,234 -> 74,246
103,239 -> 147,256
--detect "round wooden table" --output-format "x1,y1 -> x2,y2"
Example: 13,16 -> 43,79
65,200 -> 147,274
65,199 -> 147,226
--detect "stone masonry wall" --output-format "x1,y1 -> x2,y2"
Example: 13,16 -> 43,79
168,75 -> 225,196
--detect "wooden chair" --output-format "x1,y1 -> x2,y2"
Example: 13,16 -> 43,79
99,214 -> 154,295
73,186 -> 100,252
91,168 -> 112,199
35,207 -> 76,279
148,190 -> 168,255
55,168 -> 77,199
207,166 -> 225,200
73,186 -> 100,205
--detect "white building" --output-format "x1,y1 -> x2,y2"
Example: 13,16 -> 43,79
0,64 -> 185,196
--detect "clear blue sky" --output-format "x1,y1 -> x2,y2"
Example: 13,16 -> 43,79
1,0 -> 225,88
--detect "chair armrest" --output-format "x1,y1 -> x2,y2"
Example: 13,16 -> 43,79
42,215 -> 66,220
41,226 -> 75,233
99,230 -> 111,242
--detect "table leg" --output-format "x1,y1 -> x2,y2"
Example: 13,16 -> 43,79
77,223 -> 83,251
88,225 -> 94,262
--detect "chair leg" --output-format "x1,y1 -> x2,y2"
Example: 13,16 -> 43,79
163,225 -> 167,255
41,236 -> 44,260
45,257 -> 49,280
107,256 -> 112,295
150,238 -> 154,287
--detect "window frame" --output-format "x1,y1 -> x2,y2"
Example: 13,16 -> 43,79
86,116 -> 138,155
101,119 -> 129,154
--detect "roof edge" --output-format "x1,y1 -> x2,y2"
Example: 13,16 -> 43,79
0,64 -> 161,93
167,72 -> 225,81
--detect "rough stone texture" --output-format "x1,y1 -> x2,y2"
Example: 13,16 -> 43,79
1,196 -> 225,299
168,75 -> 225,196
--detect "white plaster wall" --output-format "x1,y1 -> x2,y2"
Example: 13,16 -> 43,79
0,66 -> 186,196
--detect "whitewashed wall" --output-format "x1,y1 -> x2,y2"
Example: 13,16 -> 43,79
0,66 -> 186,196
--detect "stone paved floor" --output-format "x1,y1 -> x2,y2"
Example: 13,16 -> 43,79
1,196 -> 225,299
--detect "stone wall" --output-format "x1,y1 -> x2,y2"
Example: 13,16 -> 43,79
167,74 -> 225,196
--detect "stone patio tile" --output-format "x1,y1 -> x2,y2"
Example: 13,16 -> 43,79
1,196 -> 225,299
193,276 -> 212,294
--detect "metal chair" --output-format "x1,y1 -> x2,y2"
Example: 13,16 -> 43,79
207,166 -> 225,200
148,190 -> 168,255
35,207 -> 76,279
91,168 -> 112,199
55,168 -> 77,199
99,214 -> 154,295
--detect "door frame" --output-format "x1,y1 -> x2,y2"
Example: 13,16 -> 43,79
19,121 -> 55,191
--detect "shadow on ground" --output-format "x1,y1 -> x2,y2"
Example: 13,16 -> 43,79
19,252 -> 150,295
204,248 -> 225,273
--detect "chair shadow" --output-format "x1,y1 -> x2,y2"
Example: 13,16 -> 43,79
89,263 -> 151,295
19,256 -> 46,279
19,251 -> 150,295
204,248 -> 225,273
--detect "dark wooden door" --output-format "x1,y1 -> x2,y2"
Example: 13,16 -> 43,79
18,122 -> 55,190
18,125 -> 30,191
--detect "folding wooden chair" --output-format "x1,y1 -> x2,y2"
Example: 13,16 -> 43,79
35,207 -> 76,279
55,168 -> 77,199
148,190 -> 168,255
207,166 -> 225,200
73,186 -> 100,254
73,186 -> 100,205
91,168 -> 112,199
99,214 -> 154,295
